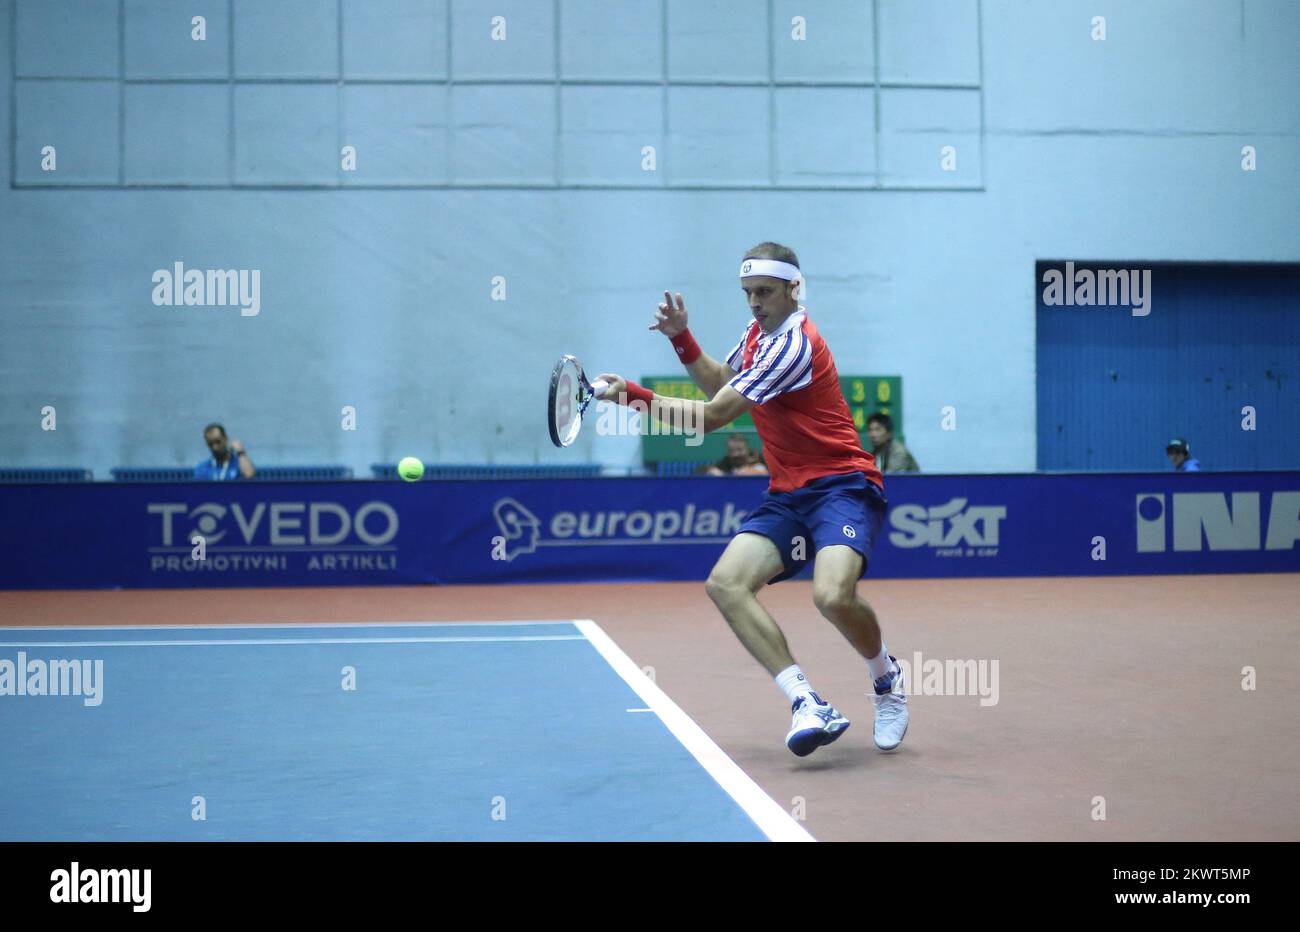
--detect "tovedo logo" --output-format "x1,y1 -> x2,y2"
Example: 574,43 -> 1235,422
887,498 -> 1007,556
1136,491 -> 1300,552
491,497 -> 749,561
147,499 -> 400,573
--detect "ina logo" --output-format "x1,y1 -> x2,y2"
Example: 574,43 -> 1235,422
843,525 -> 856,539
1136,491 -> 1300,552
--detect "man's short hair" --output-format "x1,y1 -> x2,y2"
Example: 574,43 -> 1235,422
743,242 -> 800,269
867,412 -> 893,432
203,423 -> 227,438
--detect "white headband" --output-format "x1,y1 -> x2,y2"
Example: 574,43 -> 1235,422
740,258 -> 805,299
740,258 -> 799,280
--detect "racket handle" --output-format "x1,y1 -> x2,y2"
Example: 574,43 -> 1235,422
589,378 -> 610,400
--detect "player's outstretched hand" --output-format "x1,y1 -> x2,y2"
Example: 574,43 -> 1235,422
595,373 -> 627,401
649,290 -> 688,337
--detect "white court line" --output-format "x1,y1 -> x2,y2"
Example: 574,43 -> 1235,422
0,636 -> 586,648
0,620 -> 579,632
573,619 -> 814,844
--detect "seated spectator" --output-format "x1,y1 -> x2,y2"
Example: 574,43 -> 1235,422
195,423 -> 255,480
698,433 -> 768,476
1166,437 -> 1201,472
866,412 -> 919,473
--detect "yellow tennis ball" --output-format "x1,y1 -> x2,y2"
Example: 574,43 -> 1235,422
397,456 -> 424,482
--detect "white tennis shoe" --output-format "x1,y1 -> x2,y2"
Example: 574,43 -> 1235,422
872,656 -> 909,750
785,692 -> 850,757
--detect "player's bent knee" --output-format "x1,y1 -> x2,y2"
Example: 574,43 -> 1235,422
705,572 -> 743,606
812,584 -> 856,619
707,570 -> 765,612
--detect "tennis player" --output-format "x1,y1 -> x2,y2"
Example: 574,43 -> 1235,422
597,242 -> 908,757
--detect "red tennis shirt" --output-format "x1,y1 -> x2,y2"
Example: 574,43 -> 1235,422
724,308 -> 883,494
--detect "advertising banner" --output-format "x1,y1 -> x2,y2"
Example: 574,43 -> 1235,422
0,473 -> 1296,589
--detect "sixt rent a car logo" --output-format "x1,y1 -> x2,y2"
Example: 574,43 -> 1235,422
1136,491 -> 1300,552
887,498 -> 1007,549
147,501 -> 399,546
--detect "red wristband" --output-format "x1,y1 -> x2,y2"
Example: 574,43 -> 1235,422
620,380 -> 655,407
669,328 -> 703,365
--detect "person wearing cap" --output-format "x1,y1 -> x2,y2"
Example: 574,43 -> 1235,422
1166,437 -> 1201,472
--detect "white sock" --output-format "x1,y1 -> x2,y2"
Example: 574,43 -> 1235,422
775,664 -> 818,704
867,646 -> 893,685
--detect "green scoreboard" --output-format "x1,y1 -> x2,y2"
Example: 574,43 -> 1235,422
641,375 -> 903,465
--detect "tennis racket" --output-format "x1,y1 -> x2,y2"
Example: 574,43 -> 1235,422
547,354 -> 609,448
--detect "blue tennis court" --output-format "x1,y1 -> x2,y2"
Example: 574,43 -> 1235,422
0,621 -> 806,842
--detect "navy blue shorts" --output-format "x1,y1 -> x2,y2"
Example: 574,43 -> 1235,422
737,471 -> 888,584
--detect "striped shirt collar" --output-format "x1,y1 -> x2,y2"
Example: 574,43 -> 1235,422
756,306 -> 806,343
